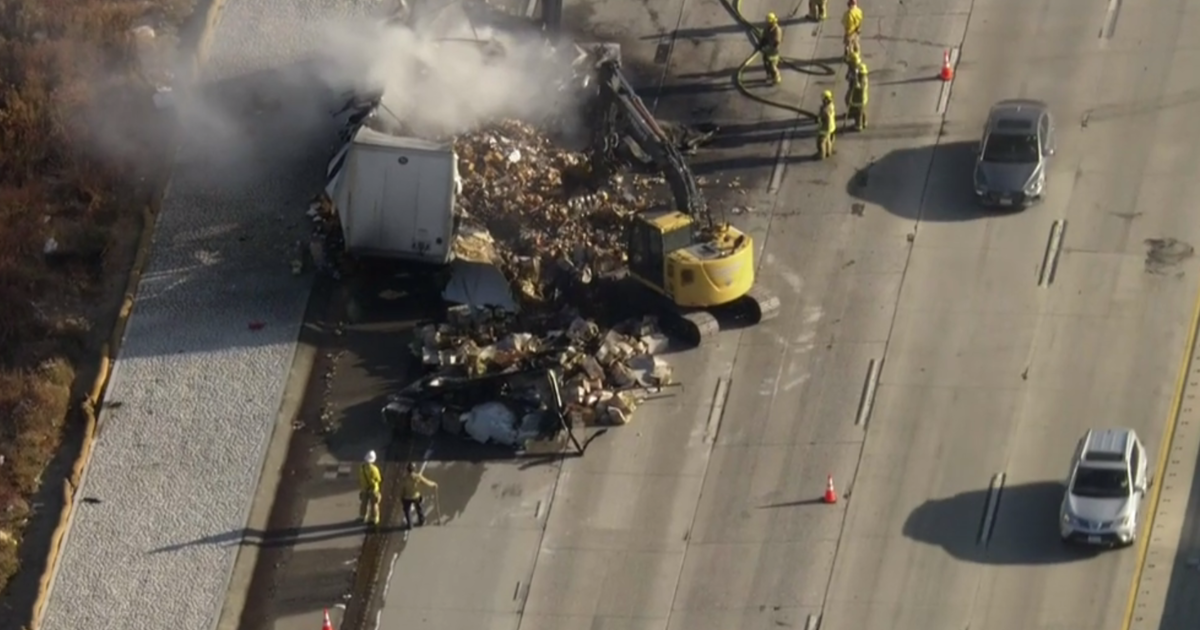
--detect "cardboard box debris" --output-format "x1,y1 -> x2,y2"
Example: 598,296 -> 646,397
387,311 -> 677,448
450,119 -> 666,306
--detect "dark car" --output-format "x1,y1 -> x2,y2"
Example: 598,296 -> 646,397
973,99 -> 1056,208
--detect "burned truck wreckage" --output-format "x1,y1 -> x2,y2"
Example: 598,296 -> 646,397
308,27 -> 770,450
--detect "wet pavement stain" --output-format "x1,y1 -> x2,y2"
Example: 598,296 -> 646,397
1144,238 -> 1194,276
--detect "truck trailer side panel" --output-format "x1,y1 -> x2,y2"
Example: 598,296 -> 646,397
384,146 -> 454,262
336,129 -> 457,265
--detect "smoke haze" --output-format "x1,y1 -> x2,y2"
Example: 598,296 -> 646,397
315,11 -> 579,139
95,1 -> 581,188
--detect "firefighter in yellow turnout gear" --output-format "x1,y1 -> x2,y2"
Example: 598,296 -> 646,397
817,90 -> 837,159
759,13 -> 784,85
842,0 -> 863,63
809,0 -> 827,20
845,53 -> 869,131
400,462 -> 438,529
358,450 -> 382,526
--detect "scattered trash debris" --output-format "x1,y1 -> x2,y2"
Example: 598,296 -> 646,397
310,49 -> 713,447
383,309 -> 677,448
450,119 -> 667,307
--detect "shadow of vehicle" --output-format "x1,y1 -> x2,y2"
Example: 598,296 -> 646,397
847,140 -> 1024,222
904,481 -> 1102,565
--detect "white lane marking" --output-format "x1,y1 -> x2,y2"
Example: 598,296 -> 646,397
936,48 -> 960,114
524,0 -> 538,18
854,359 -> 881,426
1100,0 -> 1121,39
535,500 -> 543,520
704,378 -> 731,444
979,472 -> 1007,545
418,446 -> 434,473
1038,220 -> 1066,287
806,613 -> 821,630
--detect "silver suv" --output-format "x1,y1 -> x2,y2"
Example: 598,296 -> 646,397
1060,428 -> 1149,547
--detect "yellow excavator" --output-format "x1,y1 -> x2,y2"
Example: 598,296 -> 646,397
585,49 -> 781,345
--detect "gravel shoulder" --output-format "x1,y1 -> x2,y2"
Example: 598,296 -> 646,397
33,0 -> 374,625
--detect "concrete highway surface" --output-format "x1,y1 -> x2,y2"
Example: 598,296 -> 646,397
352,1 -> 1200,630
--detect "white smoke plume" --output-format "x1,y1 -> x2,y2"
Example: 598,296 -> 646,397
91,2 -> 583,186
314,10 -> 580,139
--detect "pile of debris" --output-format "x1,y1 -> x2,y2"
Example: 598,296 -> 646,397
451,119 -> 666,305
384,308 -> 675,448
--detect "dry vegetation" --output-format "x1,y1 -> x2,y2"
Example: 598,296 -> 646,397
0,0 -> 196,593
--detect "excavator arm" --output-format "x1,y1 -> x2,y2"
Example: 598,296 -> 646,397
589,56 -> 711,227
578,49 -> 781,341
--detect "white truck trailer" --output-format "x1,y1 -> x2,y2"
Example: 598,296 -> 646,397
322,93 -> 515,311
323,100 -> 461,266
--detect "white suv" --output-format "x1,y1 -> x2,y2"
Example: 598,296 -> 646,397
1059,428 -> 1149,547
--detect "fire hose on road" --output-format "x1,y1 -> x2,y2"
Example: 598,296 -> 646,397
723,0 -> 839,122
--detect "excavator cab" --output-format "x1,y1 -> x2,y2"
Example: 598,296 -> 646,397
627,210 -> 690,291
627,209 -> 755,307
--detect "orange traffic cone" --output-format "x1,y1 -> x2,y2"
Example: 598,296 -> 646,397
823,475 -> 838,504
322,609 -> 334,630
939,49 -> 954,81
